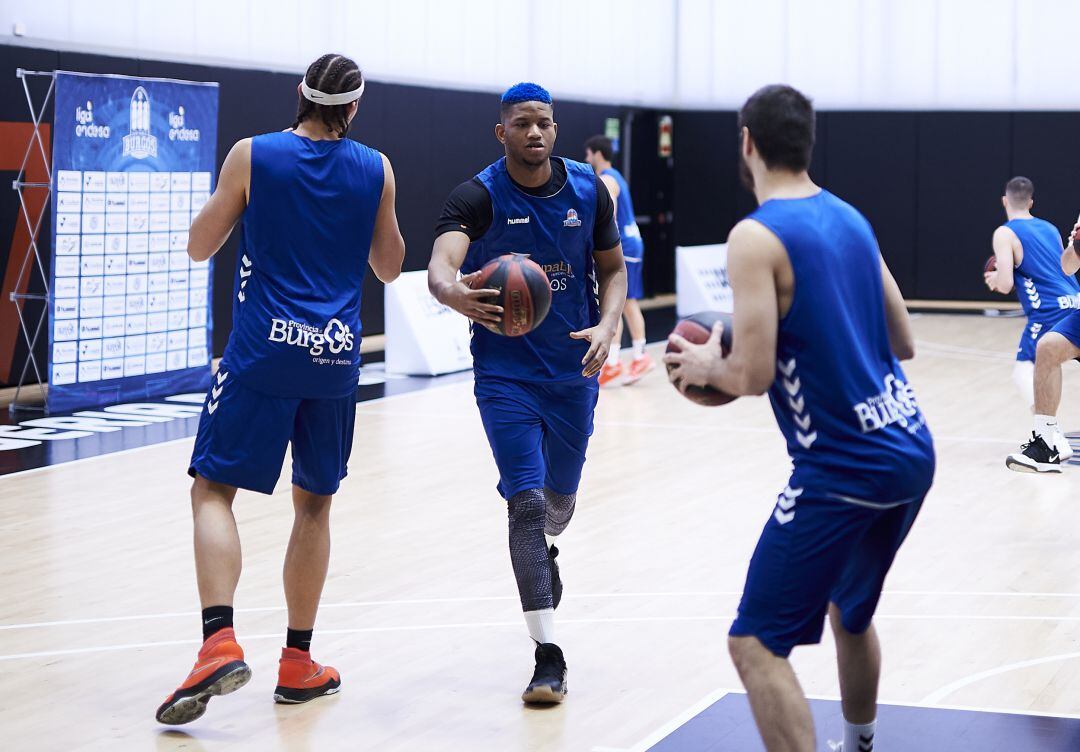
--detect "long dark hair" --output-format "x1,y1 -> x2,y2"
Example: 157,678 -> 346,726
292,54 -> 364,138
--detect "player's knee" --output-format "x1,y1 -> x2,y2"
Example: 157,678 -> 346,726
1036,333 -> 1070,364
728,635 -> 762,674
508,488 -> 546,525
544,489 -> 576,536
294,491 -> 332,521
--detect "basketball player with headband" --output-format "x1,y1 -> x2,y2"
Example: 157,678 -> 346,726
156,53 -> 405,725
428,82 -> 626,703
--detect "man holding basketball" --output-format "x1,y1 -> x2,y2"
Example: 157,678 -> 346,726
665,85 -> 934,752
985,177 -> 1079,468
428,82 -> 626,703
156,53 -> 405,725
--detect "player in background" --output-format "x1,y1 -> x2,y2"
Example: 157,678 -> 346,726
428,83 -> 626,703
585,135 -> 654,386
985,177 -> 1079,465
665,85 -> 934,752
155,53 -> 405,724
1004,207 -> 1080,473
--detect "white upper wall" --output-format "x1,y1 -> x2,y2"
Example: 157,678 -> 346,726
1,0 -> 1077,109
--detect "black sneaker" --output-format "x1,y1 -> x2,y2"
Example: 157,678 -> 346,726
548,545 -> 563,610
1006,433 -> 1062,474
521,643 -> 567,704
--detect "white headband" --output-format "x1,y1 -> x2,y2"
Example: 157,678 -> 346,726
300,78 -> 365,105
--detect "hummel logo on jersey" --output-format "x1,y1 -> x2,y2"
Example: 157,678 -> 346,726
563,209 -> 582,228
507,216 -> 530,225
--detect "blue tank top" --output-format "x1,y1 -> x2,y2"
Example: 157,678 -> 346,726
223,132 -> 384,398
750,191 -> 935,505
1006,218 -> 1080,321
601,167 -> 642,258
462,157 -> 600,384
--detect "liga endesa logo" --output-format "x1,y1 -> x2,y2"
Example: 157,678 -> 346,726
268,318 -> 355,359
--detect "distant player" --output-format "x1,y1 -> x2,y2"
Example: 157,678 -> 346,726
584,135 -> 654,386
984,178 -> 1080,471
428,83 -> 626,703
665,85 -> 935,752
156,54 -> 405,724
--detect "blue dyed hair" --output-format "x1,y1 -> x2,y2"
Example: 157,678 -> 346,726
500,82 -> 553,112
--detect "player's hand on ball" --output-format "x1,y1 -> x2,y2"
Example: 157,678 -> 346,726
664,321 -> 724,393
983,271 -> 996,291
570,321 -> 618,378
446,271 -> 503,327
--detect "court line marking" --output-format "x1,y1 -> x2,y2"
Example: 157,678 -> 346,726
921,651 -> 1080,705
619,688 -> 1080,752
4,588 -> 1080,631
6,612 -> 1080,661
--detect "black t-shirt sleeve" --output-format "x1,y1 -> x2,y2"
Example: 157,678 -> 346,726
435,179 -> 492,242
593,174 -> 621,251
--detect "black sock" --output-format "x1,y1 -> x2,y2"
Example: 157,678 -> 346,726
201,605 -> 233,640
286,628 -> 313,652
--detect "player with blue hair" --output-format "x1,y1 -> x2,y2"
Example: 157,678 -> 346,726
429,82 -> 627,703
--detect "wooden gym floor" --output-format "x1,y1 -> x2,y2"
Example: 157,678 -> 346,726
2,312 -> 1079,751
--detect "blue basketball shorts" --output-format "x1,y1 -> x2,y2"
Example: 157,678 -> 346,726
1017,310 -> 1077,361
1047,309 -> 1080,354
729,488 -> 925,658
188,365 -> 357,496
474,375 -> 599,500
623,238 -> 644,301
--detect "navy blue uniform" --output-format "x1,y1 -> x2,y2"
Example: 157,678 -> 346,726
459,157 -> 606,498
1004,218 -> 1080,359
601,167 -> 644,299
189,132 -> 383,494
729,191 -> 936,657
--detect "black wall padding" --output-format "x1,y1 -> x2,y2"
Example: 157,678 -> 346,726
825,112 -> 919,294
914,112 -> 1012,300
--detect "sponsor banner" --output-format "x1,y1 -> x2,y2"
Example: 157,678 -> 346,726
676,243 -> 732,317
50,71 -> 219,412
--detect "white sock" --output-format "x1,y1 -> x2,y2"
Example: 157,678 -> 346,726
523,608 -> 555,644
545,534 -> 557,549
606,343 -> 621,366
843,718 -> 875,751
1034,414 -> 1058,440
632,338 -> 647,360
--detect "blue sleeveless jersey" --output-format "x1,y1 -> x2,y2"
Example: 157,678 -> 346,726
600,167 -> 642,258
223,132 -> 384,398
462,158 -> 600,383
1006,218 -> 1080,321
750,191 -> 935,505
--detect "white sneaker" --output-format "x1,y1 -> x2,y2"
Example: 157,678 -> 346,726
1055,431 -> 1074,462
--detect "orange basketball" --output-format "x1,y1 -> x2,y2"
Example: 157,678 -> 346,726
468,253 -> 552,337
665,311 -> 737,406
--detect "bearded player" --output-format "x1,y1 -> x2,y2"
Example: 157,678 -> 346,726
155,53 -> 405,724
666,85 -> 934,751
428,83 -> 626,703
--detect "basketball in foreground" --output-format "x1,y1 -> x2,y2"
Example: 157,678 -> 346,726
468,253 -> 552,337
984,254 -> 997,274
665,311 -> 736,406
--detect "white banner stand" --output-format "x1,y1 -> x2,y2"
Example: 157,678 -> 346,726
675,243 -> 733,316
384,270 -> 473,376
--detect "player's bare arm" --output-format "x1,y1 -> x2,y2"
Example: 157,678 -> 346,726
368,153 -> 406,283
599,173 -> 620,201
427,230 -> 504,326
1062,221 -> 1080,275
985,226 -> 1018,293
571,243 -> 627,378
880,255 -> 916,361
664,219 -> 780,396
188,138 -> 251,263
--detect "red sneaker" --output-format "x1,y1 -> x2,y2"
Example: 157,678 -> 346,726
273,647 -> 341,704
598,361 -> 624,388
156,628 -> 251,725
623,354 -> 656,385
